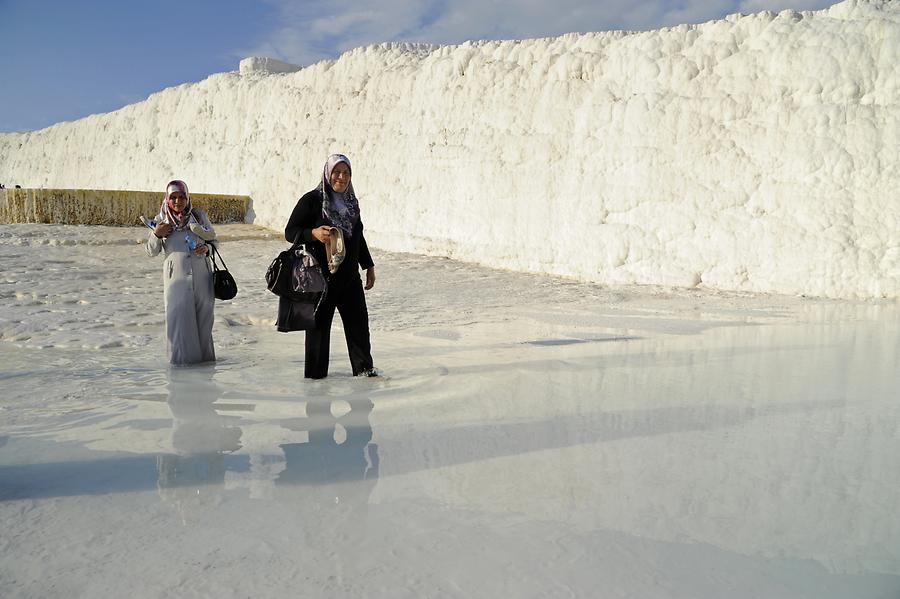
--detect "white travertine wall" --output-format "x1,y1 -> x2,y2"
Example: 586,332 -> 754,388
0,0 -> 897,298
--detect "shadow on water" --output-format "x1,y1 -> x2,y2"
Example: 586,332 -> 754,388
275,397 -> 378,487
155,368 -> 245,521
523,336 -> 642,347
0,366 -> 381,503
0,356 -> 847,501
153,369 -> 381,524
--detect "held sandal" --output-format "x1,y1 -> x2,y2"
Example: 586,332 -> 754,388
327,226 -> 346,274
189,222 -> 218,241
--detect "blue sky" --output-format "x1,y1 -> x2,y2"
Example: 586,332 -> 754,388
0,0 -> 837,132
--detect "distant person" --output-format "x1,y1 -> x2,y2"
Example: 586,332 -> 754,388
282,153 -> 379,378
14,185 -> 21,189
146,180 -> 217,365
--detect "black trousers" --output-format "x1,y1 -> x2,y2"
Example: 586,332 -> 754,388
304,274 -> 373,378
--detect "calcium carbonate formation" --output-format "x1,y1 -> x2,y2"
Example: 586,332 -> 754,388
0,0 -> 897,299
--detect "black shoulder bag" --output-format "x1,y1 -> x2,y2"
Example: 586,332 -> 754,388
266,237 -> 301,299
266,236 -> 327,303
209,244 -> 238,300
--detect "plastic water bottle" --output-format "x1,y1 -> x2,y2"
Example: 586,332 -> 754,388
186,234 -> 198,251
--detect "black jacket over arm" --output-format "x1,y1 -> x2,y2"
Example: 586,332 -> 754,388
284,189 -> 374,279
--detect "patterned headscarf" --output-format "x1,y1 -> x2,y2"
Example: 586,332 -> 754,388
317,154 -> 359,237
159,180 -> 193,231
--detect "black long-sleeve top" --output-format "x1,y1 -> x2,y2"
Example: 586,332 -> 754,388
284,189 -> 374,279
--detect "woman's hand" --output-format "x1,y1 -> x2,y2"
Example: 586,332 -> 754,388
154,222 -> 173,238
365,267 -> 376,290
194,244 -> 209,255
312,226 -> 331,244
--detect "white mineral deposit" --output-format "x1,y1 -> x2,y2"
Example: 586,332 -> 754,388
0,1 -> 898,597
1,0 -> 897,299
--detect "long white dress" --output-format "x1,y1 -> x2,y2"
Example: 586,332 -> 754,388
146,210 -> 216,365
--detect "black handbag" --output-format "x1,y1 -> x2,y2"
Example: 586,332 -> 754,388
266,244 -> 297,298
266,239 -> 327,303
209,244 -> 238,300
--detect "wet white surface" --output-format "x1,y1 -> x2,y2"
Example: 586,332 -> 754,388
1,224 -> 898,598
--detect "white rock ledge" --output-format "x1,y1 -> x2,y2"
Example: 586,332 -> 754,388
239,57 -> 302,76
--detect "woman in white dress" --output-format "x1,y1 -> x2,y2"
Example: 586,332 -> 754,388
146,180 -> 217,365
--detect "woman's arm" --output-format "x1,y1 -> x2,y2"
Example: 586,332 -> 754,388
359,229 -> 376,290
358,230 -> 374,270
146,230 -> 164,257
196,210 -> 216,252
190,210 -> 217,242
284,191 -> 319,245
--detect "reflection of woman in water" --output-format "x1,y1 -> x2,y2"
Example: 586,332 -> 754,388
156,369 -> 241,523
276,396 -> 379,518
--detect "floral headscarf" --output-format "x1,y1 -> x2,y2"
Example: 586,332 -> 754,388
317,154 -> 359,237
159,180 -> 193,231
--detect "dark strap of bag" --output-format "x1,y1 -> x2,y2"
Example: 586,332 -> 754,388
209,243 -> 228,272
209,244 -> 238,300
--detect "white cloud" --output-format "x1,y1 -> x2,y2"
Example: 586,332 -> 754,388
242,0 -> 432,65
738,0 -> 836,11
400,0 -> 738,42
656,0 -> 738,27
241,0 -> 841,65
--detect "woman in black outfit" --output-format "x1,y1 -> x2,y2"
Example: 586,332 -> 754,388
282,154 -> 379,379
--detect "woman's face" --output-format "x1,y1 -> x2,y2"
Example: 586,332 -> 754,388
330,163 -> 351,193
168,191 -> 188,213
